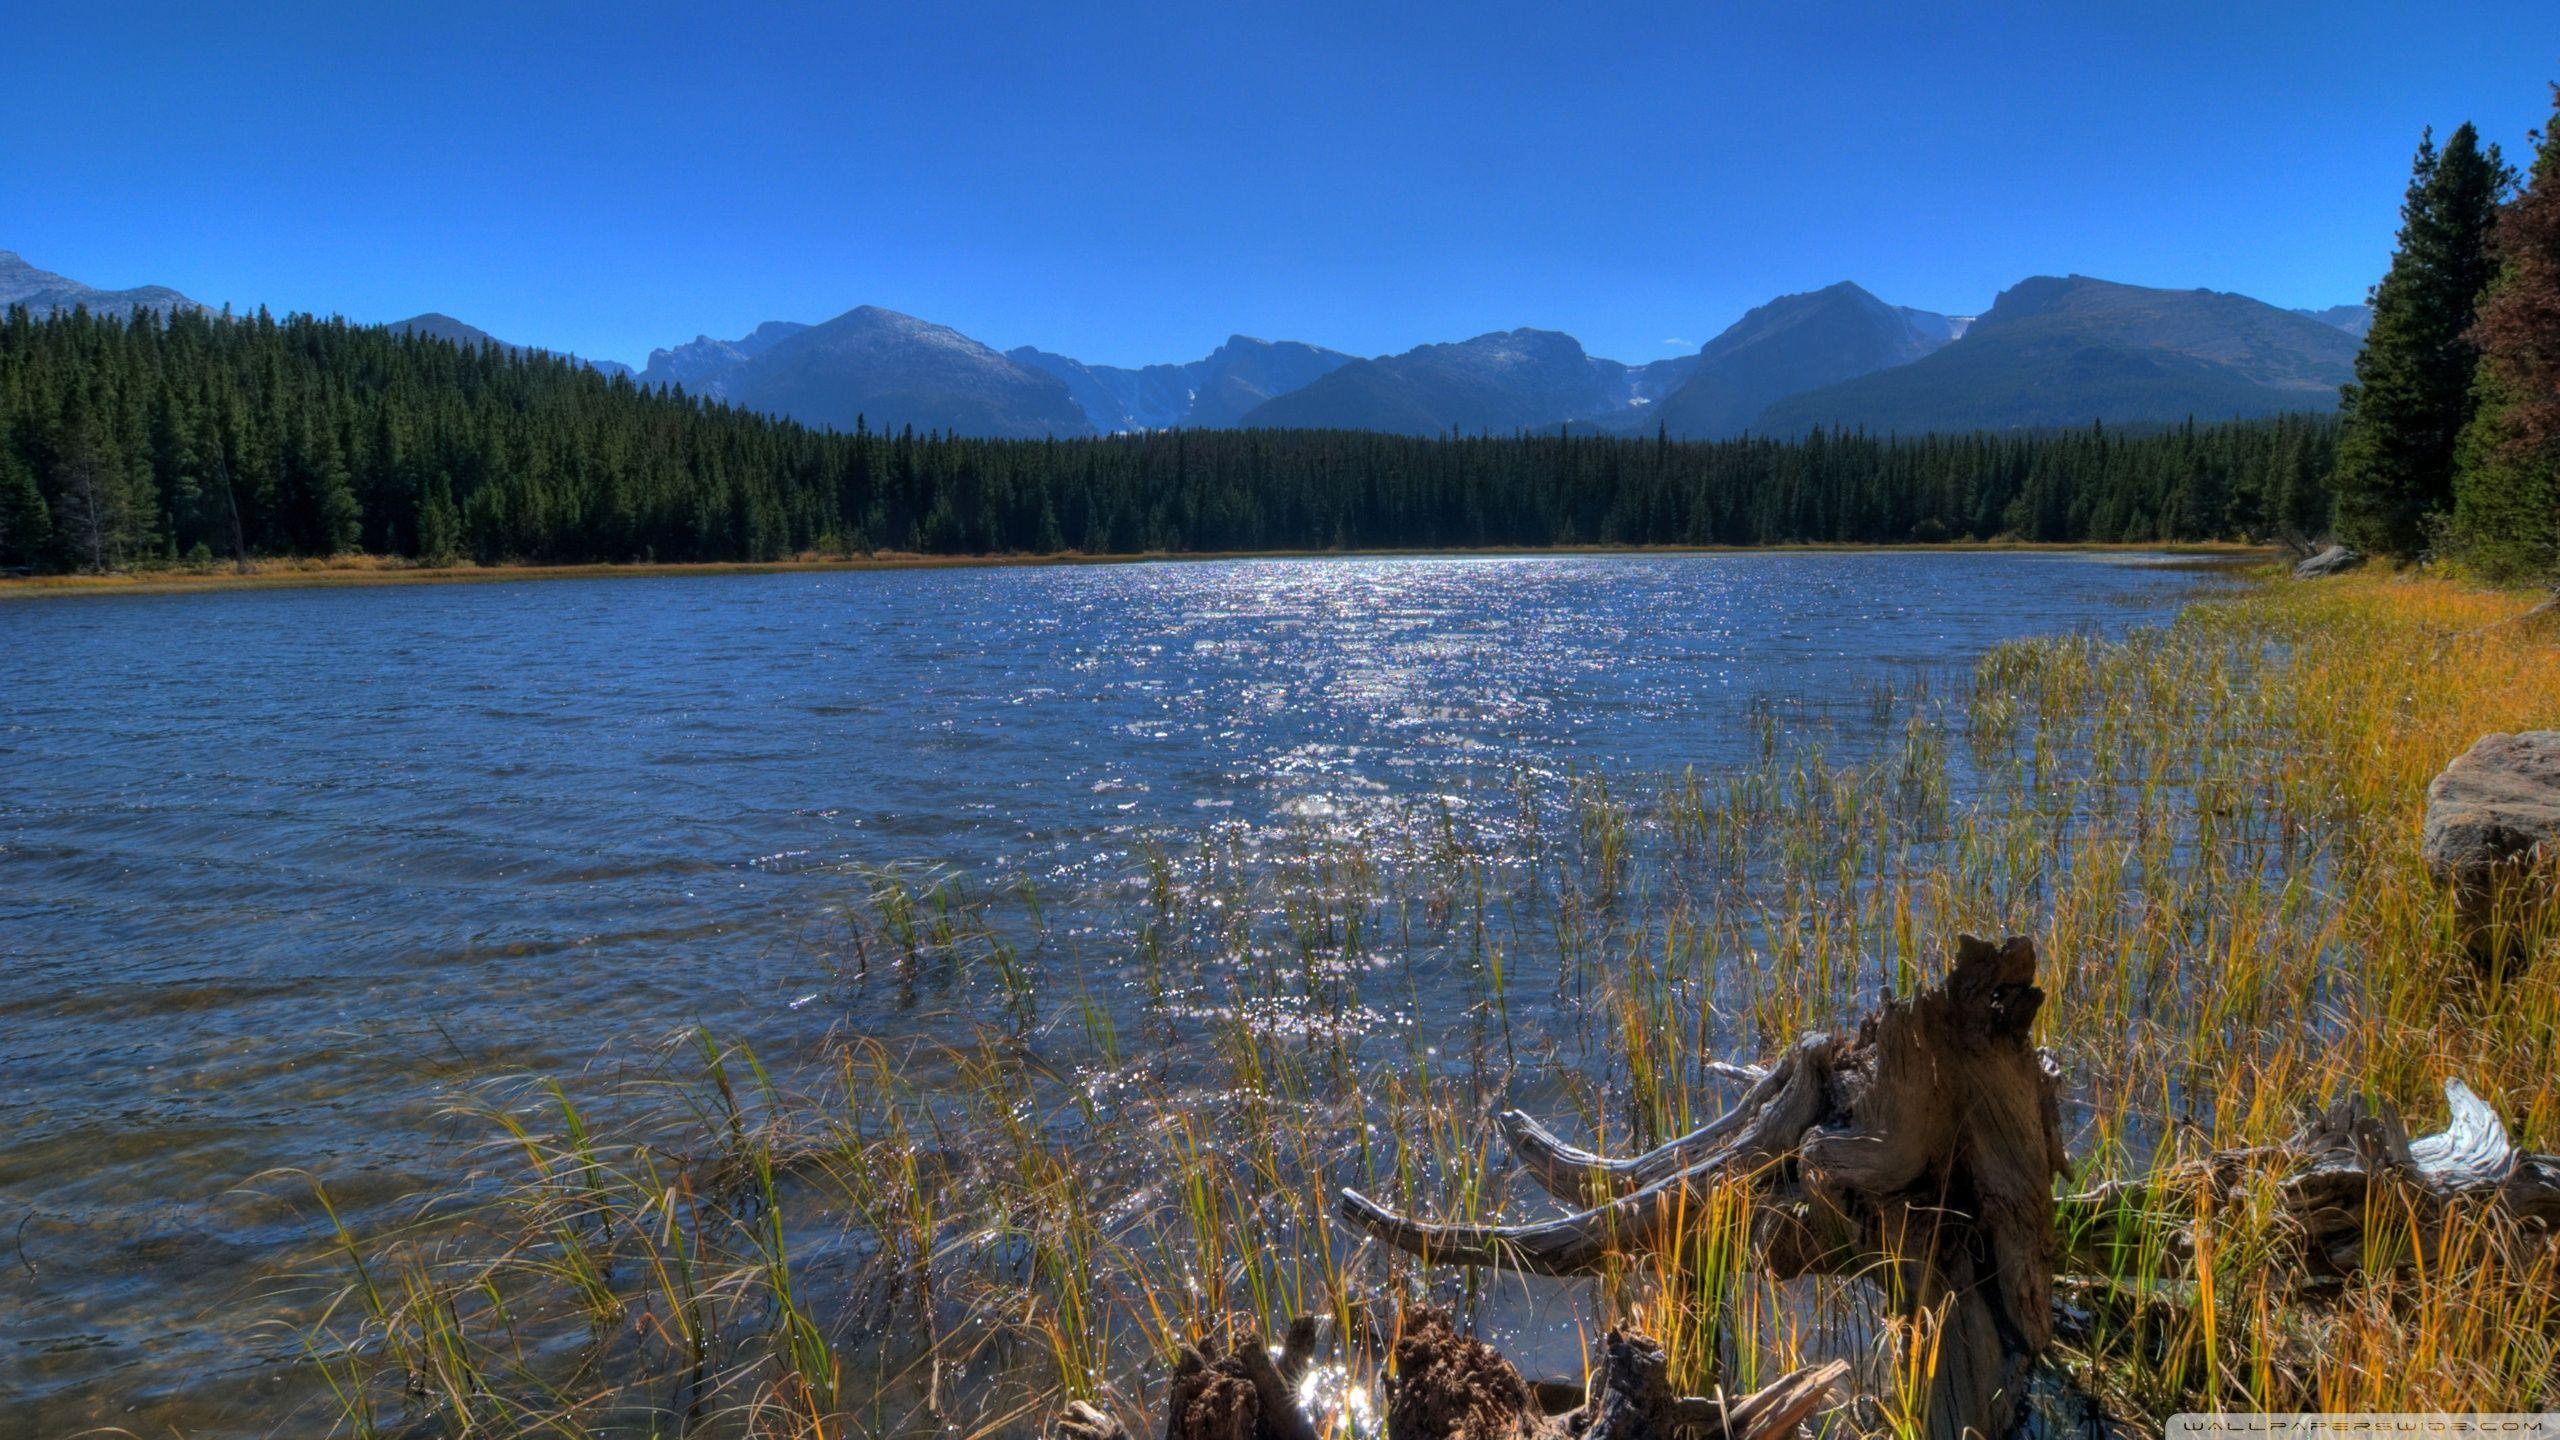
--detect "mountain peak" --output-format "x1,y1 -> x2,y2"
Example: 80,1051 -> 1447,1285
1437,327 -> 1591,367
1979,273 -> 2176,321
1010,334 -> 1355,432
738,320 -> 809,351
2293,302 -> 2375,339
388,312 -> 630,376
1240,326 -> 1624,435
836,304 -> 937,329
1649,283 -> 1962,439
716,305 -> 1091,438
1760,273 -> 2364,435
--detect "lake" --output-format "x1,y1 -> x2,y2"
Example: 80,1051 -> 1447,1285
0,552 -> 2221,1433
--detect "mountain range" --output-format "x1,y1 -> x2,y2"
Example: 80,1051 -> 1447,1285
641,321 -> 811,397
1758,277 -> 2364,435
6,247 -> 2376,442
1239,327 -> 1695,434
1007,336 -> 1355,430
0,255 -> 641,378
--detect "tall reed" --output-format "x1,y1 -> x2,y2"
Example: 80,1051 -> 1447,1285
292,571 -> 2559,1436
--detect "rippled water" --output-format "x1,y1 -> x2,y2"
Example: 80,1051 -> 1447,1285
0,553 -> 2217,1430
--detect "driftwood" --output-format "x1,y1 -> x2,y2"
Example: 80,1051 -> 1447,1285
1344,935 -> 2064,1440
1052,1309 -> 1846,1440
1054,934 -> 2558,1440
2064,1079 -> 2560,1281
1335,936 -> 2560,1440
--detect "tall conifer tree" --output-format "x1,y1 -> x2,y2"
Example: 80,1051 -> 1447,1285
2451,89 -> 2560,581
2332,124 -> 2511,558
0,449 -> 50,567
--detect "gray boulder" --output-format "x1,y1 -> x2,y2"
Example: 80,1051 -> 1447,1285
2293,544 -> 2363,578
2421,731 -> 2560,956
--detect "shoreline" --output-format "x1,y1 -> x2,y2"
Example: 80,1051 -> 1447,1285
0,540 -> 2276,600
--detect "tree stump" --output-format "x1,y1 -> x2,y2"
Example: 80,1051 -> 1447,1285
1052,1310 -> 1844,1440
1341,935 -> 2067,1440
1063,934 -> 2558,1440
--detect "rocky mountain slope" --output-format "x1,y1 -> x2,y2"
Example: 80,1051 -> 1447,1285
2,249 -> 202,318
1008,336 -> 1354,431
716,306 -> 1092,438
387,313 -> 634,377
1757,276 -> 2363,434
1648,282 -> 1966,438
1237,328 -> 1696,434
637,321 -> 810,396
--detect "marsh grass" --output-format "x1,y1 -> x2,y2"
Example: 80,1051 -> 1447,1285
287,571 -> 2559,1437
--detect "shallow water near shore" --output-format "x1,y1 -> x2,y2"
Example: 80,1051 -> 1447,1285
0,552 -> 2222,1433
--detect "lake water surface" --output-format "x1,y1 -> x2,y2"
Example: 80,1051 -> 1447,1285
0,553 -> 2221,1432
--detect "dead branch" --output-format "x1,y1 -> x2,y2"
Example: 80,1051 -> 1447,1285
1063,919 -> 2560,1440
1343,934 -> 2065,1440
2063,1080 -> 2560,1280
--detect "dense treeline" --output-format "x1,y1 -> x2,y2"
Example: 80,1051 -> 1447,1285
2336,84 -> 2560,580
0,303 -> 2341,574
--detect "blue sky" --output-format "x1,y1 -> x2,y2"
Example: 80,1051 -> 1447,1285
6,2 -> 2557,368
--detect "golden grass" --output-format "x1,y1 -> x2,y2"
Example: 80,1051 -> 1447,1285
281,569 -> 2558,1438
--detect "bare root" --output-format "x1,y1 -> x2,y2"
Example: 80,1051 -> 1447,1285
1055,1309 -> 1845,1440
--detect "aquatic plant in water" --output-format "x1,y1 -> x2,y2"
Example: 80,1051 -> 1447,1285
290,571 -> 2560,1437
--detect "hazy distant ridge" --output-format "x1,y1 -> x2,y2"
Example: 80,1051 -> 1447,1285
715,306 -> 1093,439
1,249 -> 204,320
1008,337 -> 1356,431
387,313 -> 634,378
7,247 -> 2379,441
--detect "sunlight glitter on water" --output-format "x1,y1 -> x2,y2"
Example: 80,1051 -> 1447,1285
0,552 -> 2219,1434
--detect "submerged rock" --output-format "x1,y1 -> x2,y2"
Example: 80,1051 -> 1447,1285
2422,731 -> 2560,955
2293,543 -> 2363,578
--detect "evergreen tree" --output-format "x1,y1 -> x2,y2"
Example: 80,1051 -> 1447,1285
49,398 -> 140,572
295,408 -> 363,553
2451,88 -> 2560,581
417,474 -> 464,566
2332,124 -> 2512,558
0,448 -> 49,567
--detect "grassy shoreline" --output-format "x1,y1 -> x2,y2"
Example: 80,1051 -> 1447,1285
282,570 -> 2557,1438
61,568 -> 2551,1440
0,540 -> 2274,599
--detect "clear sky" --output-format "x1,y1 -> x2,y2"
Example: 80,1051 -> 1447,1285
6,2 -> 2557,369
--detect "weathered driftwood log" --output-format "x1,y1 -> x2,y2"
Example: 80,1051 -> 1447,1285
1040,903 -> 2559,1440
2291,544 -> 2364,579
2063,1079 -> 2560,1281
1338,932 -> 2560,1431
1341,935 -> 2067,1440
1051,1310 -> 1846,1440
